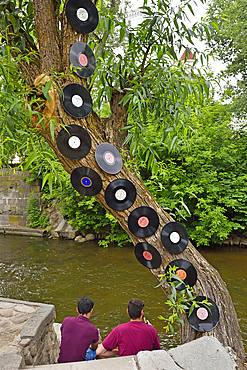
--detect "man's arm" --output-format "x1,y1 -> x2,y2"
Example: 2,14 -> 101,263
90,340 -> 99,351
96,343 -> 118,358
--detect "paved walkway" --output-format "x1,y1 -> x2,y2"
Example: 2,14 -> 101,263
26,337 -> 240,370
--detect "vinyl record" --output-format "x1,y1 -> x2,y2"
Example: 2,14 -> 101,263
161,222 -> 189,254
70,42 -> 96,78
95,143 -> 123,174
128,206 -> 159,238
66,0 -> 99,34
71,166 -> 102,196
165,259 -> 197,290
56,125 -> 91,160
134,242 -> 162,269
105,179 -> 136,211
61,84 -> 93,118
187,296 -> 220,332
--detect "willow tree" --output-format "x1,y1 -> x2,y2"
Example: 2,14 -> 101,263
0,0 -> 245,364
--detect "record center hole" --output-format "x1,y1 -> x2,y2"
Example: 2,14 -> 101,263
81,177 -> 92,187
196,307 -> 208,320
170,231 -> 180,244
77,8 -> 89,22
79,53 -> 88,67
143,251 -> 153,261
104,152 -> 115,164
115,189 -> 127,201
175,269 -> 187,280
68,136 -> 81,149
138,216 -> 149,228
72,95 -> 83,107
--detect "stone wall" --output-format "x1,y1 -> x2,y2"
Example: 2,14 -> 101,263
0,169 -> 41,227
0,298 -> 60,369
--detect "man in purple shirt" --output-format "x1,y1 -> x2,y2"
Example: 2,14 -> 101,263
96,298 -> 161,358
58,296 -> 99,363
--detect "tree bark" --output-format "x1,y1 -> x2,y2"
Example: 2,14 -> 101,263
6,0 -> 246,364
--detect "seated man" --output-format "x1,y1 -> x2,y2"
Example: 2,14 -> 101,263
96,298 -> 161,358
58,296 -> 99,363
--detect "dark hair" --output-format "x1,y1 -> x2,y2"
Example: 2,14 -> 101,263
128,299 -> 144,319
77,296 -> 94,315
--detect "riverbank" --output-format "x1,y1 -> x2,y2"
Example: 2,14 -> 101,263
0,297 -> 241,369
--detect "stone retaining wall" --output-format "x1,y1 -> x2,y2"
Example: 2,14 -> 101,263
0,169 -> 41,227
0,298 -> 60,369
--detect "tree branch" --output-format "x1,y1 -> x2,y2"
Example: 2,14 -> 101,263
141,43 -> 152,76
33,0 -> 61,73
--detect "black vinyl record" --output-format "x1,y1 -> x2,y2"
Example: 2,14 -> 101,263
165,259 -> 197,290
161,222 -> 189,254
187,296 -> 220,332
61,84 -> 93,118
128,206 -> 159,238
66,0 -> 99,34
105,179 -> 136,211
56,125 -> 91,160
95,143 -> 123,174
71,166 -> 102,196
134,242 -> 162,269
70,42 -> 96,78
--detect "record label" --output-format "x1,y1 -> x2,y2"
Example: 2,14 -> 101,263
176,269 -> 187,280
197,307 -> 208,320
81,177 -> 92,187
95,143 -> 123,174
105,179 -> 137,211
66,0 -> 99,34
134,242 -> 162,269
79,54 -> 88,66
77,8 -> 88,22
71,166 -> 102,196
115,189 -> 126,201
61,84 -> 92,118
128,206 -> 159,238
161,222 -> 189,254
70,42 -> 96,78
143,251 -> 153,261
56,125 -> 91,160
187,296 -> 220,332
72,94 -> 83,107
165,259 -> 197,290
68,136 -> 81,149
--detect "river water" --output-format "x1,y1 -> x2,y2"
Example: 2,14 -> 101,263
0,234 -> 246,351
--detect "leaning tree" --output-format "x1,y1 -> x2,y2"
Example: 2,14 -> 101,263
0,0 -> 245,364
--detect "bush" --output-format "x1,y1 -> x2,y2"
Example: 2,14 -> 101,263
26,193 -> 49,228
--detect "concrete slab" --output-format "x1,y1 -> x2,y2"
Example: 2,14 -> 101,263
29,356 -> 138,370
0,353 -> 24,369
137,350 -> 181,370
168,336 -> 238,370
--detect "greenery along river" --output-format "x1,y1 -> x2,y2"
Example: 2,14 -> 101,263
0,234 -> 246,351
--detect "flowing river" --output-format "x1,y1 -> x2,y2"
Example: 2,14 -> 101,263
0,234 -> 246,351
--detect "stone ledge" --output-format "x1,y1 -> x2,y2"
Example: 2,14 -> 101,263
21,305 -> 56,341
0,353 -> 25,370
0,226 -> 46,237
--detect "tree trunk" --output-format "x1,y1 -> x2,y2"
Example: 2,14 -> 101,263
7,0 -> 245,364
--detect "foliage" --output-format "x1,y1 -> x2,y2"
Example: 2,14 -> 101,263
42,174 -> 132,247
26,192 -> 49,228
206,0 -> 247,120
137,101 -> 247,246
157,265 -> 211,335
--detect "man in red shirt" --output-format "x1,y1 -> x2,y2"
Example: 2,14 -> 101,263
58,296 -> 99,363
96,298 -> 161,358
